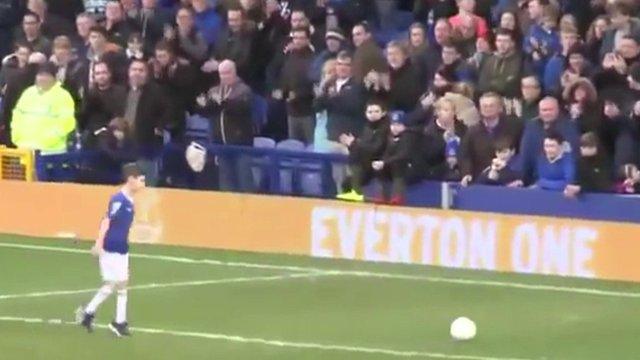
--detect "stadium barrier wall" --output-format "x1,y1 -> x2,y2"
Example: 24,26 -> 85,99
1,180 -> 640,283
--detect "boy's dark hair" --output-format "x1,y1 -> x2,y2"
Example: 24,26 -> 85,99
13,40 -> 33,52
122,163 -> 143,180
494,138 -> 515,152
612,2 -> 634,17
336,50 -> 353,62
89,25 -> 108,38
366,98 -> 388,111
544,130 -> 564,144
155,39 -> 175,54
354,21 -> 371,34
494,27 -> 516,41
291,26 -> 311,38
580,132 -> 599,148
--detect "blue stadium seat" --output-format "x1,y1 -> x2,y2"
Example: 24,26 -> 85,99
185,114 -> 211,142
251,95 -> 269,134
252,137 -> 277,191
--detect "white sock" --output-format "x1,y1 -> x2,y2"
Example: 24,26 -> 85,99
85,284 -> 113,314
116,289 -> 128,324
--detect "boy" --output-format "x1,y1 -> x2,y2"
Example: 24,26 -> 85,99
534,131 -> 575,191
372,111 -> 419,205
565,132 -> 612,197
476,139 -> 522,186
337,99 -> 390,202
77,163 -> 146,337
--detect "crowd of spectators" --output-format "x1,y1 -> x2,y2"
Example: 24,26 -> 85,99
1,0 -> 640,203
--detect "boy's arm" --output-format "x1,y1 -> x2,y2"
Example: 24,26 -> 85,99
91,218 -> 110,257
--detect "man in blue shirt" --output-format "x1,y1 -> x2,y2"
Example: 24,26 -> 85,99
534,131 -> 576,191
77,163 -> 146,337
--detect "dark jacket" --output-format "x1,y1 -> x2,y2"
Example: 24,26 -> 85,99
352,38 -> 387,84
520,117 -> 580,184
107,19 -> 140,48
600,18 -> 640,60
577,153 -> 613,193
0,63 -> 37,146
459,117 -> 524,178
349,118 -> 390,164
280,47 -> 315,117
79,84 -> 127,138
478,51 -> 523,98
388,61 -> 425,112
129,82 -> 170,157
136,8 -> 173,53
313,77 -> 366,141
476,159 -> 521,186
197,80 -> 254,146
151,60 -> 198,136
213,29 -> 256,87
420,119 -> 467,180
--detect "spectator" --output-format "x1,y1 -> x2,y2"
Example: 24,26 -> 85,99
413,0 -> 457,24
87,116 -> 137,183
26,0 -> 75,38
312,58 -> 337,149
477,28 -> 523,100
84,26 -> 129,88
543,27 -> 580,95
499,11 -> 522,43
515,75 -> 542,123
0,42 -> 32,91
449,0 -> 489,40
203,6 -> 256,88
149,41 -> 197,141
585,15 -> 610,64
135,0 -> 173,53
440,42 -> 476,83
79,61 -> 127,146
16,12 -> 52,56
598,90 -> 636,172
524,7 -> 560,80
72,13 -> 97,60
533,131 -> 575,192
50,35 -> 84,106
191,0 -> 223,47
309,28 -> 346,84
314,50 -> 366,142
123,58 -> 169,186
563,77 -> 600,134
385,41 -> 425,113
287,8 -> 324,51
274,27 -> 316,144
372,111 -> 422,205
11,62 -> 76,153
0,52 -> 47,146
420,97 -> 467,181
407,23 -> 429,84
104,1 -> 139,48
336,99 -> 390,202
617,35 -> 640,69
424,19 -> 452,87
351,21 -> 386,84
520,96 -> 579,184
566,131 -> 612,195
476,138 -> 522,186
196,60 -> 254,192
459,92 -> 523,186
168,7 -> 208,65
599,2 -> 640,60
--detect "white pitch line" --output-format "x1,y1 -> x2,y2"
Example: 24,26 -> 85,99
0,272 -> 330,301
2,242 -> 640,299
0,316 -> 532,360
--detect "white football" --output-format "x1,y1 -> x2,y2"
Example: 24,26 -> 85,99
450,317 -> 477,341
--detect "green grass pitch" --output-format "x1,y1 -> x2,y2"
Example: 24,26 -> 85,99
1,234 -> 639,360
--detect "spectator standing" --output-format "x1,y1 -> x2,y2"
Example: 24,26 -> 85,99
50,35 -> 84,107
599,2 -> 640,60
309,28 -> 346,84
196,60 -> 254,192
313,51 -> 366,142
477,28 -> 523,100
72,13 -> 97,60
104,1 -> 139,48
543,26 -> 580,95
11,62 -> 76,153
277,27 -> 316,144
568,132 -> 612,195
515,75 -> 542,123
534,131 -> 576,192
83,26 -> 129,90
0,0 -> 22,62
168,7 -> 208,64
136,0 -> 173,53
191,0 -> 223,48
523,0 -> 560,79
440,42 -> 476,83
123,58 -> 169,186
407,23 -> 429,84
26,0 -> 75,38
351,21 -> 386,84
385,41 -> 425,113
0,42 -> 32,91
424,19 -> 452,86
16,12 -> 52,56
449,0 -> 489,40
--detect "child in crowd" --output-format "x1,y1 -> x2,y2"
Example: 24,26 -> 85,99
476,139 -> 522,186
534,131 -> 575,192
565,132 -> 612,196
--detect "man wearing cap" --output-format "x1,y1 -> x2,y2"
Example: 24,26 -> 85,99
309,27 -> 346,84
11,62 -> 76,153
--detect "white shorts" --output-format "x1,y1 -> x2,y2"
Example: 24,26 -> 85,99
99,252 -> 129,283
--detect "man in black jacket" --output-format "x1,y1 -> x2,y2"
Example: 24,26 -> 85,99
0,0 -> 22,61
385,40 -> 425,112
196,59 -> 254,192
150,41 -> 197,142
277,26 -> 315,144
314,50 -> 366,142
79,61 -> 126,147
123,58 -> 169,186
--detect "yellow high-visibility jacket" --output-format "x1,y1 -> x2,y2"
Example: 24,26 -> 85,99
12,83 -> 76,153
